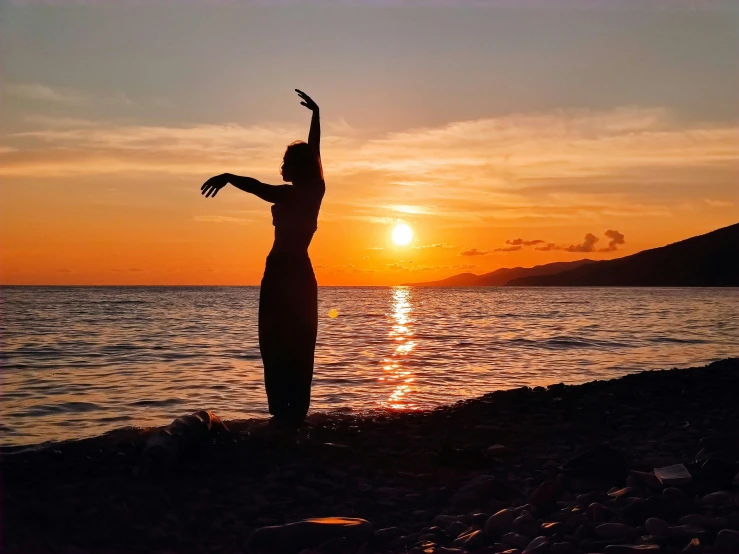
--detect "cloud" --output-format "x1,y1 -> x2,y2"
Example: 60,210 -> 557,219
601,229 -> 626,252
565,233 -> 600,252
704,199 -> 734,208
414,243 -> 453,250
459,248 -> 490,256
194,215 -> 251,224
531,230 -> 626,252
6,83 -> 134,106
494,245 -> 523,252
506,238 -> 545,246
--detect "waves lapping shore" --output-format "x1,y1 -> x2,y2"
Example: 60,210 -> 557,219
3,358 -> 739,553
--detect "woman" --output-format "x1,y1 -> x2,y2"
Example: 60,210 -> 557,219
200,89 -> 324,427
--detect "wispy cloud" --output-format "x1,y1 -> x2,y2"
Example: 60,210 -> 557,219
194,215 -> 252,224
414,243 -> 453,250
6,83 -> 134,107
459,248 -> 491,256
704,199 -> 735,208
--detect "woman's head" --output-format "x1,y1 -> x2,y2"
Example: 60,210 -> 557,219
281,141 -> 322,184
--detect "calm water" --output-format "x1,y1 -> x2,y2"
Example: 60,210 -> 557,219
1,286 -> 737,446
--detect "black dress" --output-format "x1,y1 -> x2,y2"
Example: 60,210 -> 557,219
258,184 -> 324,425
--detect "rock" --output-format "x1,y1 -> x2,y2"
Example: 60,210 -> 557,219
604,546 -> 661,553
251,517 -> 373,552
433,515 -> 460,529
654,464 -> 692,486
594,523 -> 638,540
550,542 -> 575,554
501,532 -> 531,549
539,522 -> 562,536
682,538 -> 701,552
678,514 -> 728,529
457,529 -> 489,549
512,511 -> 539,537
645,518 -> 669,537
449,521 -> 471,538
522,536 -> 549,554
629,471 -> 661,489
452,475 -> 514,510
701,491 -> 732,505
664,524 -> 707,540
374,527 -> 404,543
487,445 -> 517,458
714,529 -> 739,552
486,509 -> 516,536
621,495 -> 681,526
609,487 -> 635,501
559,445 -> 628,486
529,480 -> 561,511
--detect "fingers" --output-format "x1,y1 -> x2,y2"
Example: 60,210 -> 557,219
301,102 -> 308,107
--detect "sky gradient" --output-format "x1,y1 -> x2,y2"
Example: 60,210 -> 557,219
1,0 -> 738,285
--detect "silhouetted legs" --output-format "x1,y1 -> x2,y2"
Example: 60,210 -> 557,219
259,253 -> 317,427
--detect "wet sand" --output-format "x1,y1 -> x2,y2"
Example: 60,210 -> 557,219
2,358 -> 738,554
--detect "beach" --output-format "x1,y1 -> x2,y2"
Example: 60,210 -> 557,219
3,357 -> 738,554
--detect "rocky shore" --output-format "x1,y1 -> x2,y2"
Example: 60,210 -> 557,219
3,358 -> 739,554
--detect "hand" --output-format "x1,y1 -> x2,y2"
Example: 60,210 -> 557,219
295,89 -> 319,113
201,173 -> 230,198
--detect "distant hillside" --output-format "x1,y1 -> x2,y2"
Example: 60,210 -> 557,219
508,222 -> 739,287
404,259 -> 594,287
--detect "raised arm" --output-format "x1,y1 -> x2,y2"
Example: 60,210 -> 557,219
296,89 -> 322,169
201,173 -> 293,203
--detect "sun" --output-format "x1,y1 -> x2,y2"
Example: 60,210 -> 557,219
392,223 -> 413,246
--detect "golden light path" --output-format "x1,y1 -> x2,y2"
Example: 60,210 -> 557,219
378,286 -> 418,410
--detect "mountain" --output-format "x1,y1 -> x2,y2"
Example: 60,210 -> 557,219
508,222 -> 739,287
404,259 -> 595,287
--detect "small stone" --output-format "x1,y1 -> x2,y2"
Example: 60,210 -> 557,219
714,529 -> 739,552
487,445 -> 517,457
523,536 -> 549,554
645,518 -> 669,537
550,542 -> 575,554
452,475 -> 513,510
433,515 -> 460,529
678,514 -> 728,529
529,480 -> 561,510
502,532 -> 531,549
460,529 -> 489,549
486,509 -> 516,536
604,546 -> 661,553
540,522 -> 562,536
683,538 -> 701,552
251,517 -> 373,551
512,511 -> 539,537
375,527 -> 404,543
449,521 -> 470,538
702,491 -> 732,505
594,523 -> 638,540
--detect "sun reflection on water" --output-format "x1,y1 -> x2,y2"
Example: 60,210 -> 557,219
379,286 -> 419,411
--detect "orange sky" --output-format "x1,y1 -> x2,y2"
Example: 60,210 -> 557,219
1,3 -> 738,285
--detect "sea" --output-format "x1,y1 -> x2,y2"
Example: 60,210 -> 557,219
1,286 -> 737,447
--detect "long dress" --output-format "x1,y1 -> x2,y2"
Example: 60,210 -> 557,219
258,183 -> 324,426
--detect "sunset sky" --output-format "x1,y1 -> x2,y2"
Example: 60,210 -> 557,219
1,0 -> 738,285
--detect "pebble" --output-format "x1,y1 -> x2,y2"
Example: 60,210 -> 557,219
702,491 -> 732,505
452,475 -> 512,510
603,545 -> 661,553
251,517 -> 373,551
678,514 -> 728,529
529,480 -> 560,510
512,511 -> 539,537
594,523 -> 638,539
550,542 -> 575,554
522,535 -> 549,554
486,509 -> 516,536
501,532 -> 531,549
449,521 -> 471,538
645,518 -> 669,537
714,529 -> 739,552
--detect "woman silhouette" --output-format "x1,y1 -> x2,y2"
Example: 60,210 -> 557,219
201,89 -> 324,427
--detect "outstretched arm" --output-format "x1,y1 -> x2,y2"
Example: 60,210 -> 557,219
200,173 -> 292,203
296,89 -> 322,175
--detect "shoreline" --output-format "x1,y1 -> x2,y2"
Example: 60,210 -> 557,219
3,358 -> 739,553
